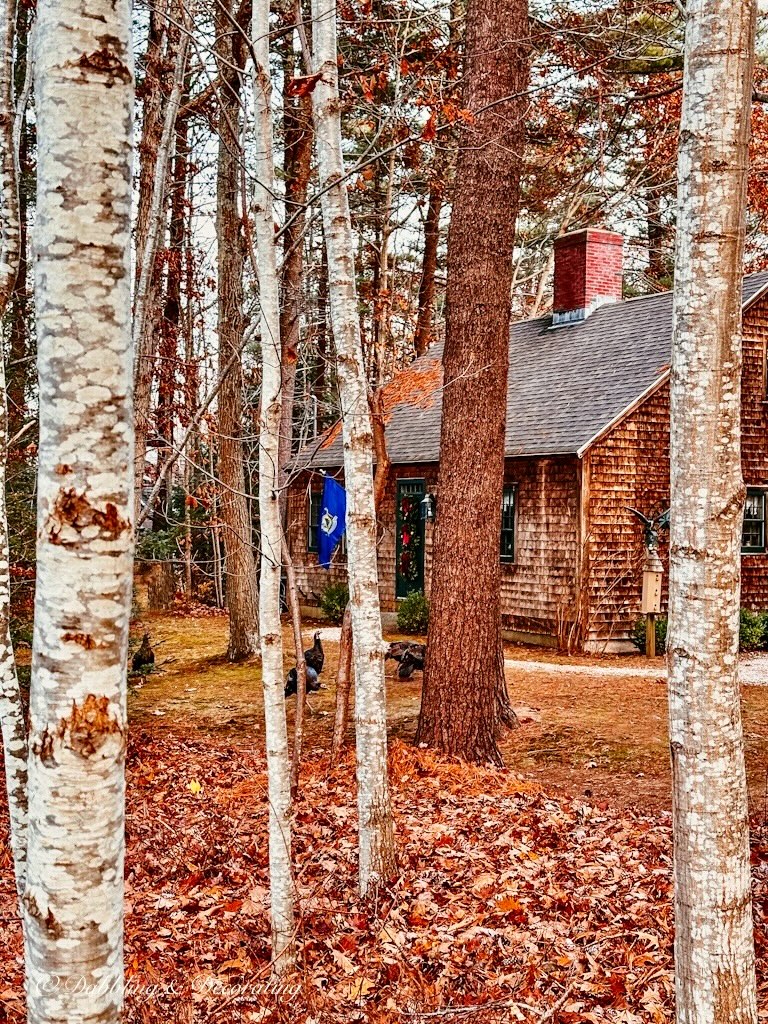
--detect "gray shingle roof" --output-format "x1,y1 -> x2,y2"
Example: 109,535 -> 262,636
304,272 -> 768,468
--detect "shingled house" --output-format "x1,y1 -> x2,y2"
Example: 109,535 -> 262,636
287,228 -> 768,651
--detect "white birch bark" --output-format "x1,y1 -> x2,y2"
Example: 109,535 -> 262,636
0,0 -> 28,899
23,0 -> 134,1019
251,0 -> 295,969
668,3 -> 758,1023
310,0 -> 396,895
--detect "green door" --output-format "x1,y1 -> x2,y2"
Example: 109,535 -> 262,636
396,479 -> 425,598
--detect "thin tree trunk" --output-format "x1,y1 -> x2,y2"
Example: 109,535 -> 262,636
252,0 -> 295,969
0,0 -> 28,899
284,537 -> 308,796
278,39 -> 312,524
23,0 -> 134,1018
332,604 -> 353,761
667,2 -> 758,1022
133,19 -> 188,521
413,177 -> 443,356
7,0 -> 31,438
310,0 -> 396,895
215,3 -> 259,660
417,0 -> 529,765
331,387 -> 389,759
133,2 -> 186,519
154,96 -> 189,530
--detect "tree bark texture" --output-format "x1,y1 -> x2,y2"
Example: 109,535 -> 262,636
413,176 -> 443,357
310,0 -> 397,895
252,0 -> 295,970
24,0 -> 134,1019
417,0 -> 528,765
0,0 -> 28,900
132,0 -> 170,514
215,5 -> 259,661
133,13 -> 188,522
668,3 -> 758,1024
277,39 -> 312,523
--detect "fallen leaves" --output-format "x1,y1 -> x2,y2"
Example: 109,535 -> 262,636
1,729 -> 768,1023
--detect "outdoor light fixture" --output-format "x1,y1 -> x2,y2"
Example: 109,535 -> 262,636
421,493 -> 436,522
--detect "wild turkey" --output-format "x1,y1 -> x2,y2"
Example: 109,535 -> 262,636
132,633 -> 155,673
284,633 -> 325,698
386,641 -> 425,679
304,632 -> 324,675
284,665 -> 321,698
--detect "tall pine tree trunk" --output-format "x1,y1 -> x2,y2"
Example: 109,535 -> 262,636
24,0 -> 134,1018
0,0 -> 28,899
252,0 -> 295,969
310,0 -> 396,895
417,0 -> 528,764
215,6 -> 259,660
668,2 -> 758,1022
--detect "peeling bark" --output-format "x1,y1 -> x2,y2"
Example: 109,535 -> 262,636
24,0 -> 134,1018
668,2 -> 758,1023
310,0 -> 397,896
252,0 -> 295,969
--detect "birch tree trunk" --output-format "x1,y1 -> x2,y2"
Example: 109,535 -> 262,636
214,2 -> 259,660
668,3 -> 758,1023
252,0 -> 295,970
23,0 -> 134,1019
310,0 -> 396,895
0,0 -> 28,899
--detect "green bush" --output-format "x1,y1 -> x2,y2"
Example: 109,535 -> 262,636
396,591 -> 430,635
632,610 -> 768,654
319,581 -> 349,624
630,616 -> 667,655
739,609 -> 768,652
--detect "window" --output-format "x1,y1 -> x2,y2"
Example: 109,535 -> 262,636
307,491 -> 322,552
500,485 -> 516,563
742,488 -> 767,553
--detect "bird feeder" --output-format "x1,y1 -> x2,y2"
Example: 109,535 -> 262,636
641,567 -> 662,615
641,553 -> 663,657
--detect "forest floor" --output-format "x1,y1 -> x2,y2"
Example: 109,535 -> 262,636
3,611 -> 768,1022
123,611 -> 768,817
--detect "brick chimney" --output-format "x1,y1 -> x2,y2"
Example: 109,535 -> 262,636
552,228 -> 623,326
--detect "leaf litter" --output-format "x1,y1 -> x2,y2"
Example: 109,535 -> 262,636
2,729 -> 768,1022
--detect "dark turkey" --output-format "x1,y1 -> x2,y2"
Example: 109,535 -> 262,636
284,665 -> 320,698
132,633 -> 155,673
386,641 -> 425,679
304,632 -> 324,675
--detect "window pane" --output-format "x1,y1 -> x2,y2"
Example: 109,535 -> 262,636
500,485 -> 516,562
742,490 -> 766,552
308,492 -> 321,552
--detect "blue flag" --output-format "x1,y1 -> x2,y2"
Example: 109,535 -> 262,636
318,476 -> 347,569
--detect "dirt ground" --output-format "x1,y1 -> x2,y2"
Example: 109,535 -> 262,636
128,612 -> 768,820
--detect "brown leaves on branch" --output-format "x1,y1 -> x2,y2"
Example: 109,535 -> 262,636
286,73 -> 323,98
